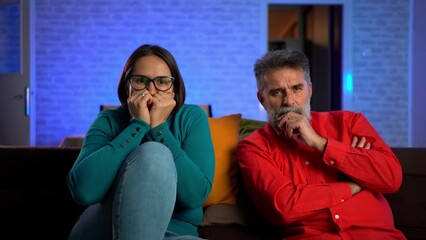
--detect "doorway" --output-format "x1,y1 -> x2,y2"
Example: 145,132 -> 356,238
0,0 -> 35,146
268,4 -> 342,112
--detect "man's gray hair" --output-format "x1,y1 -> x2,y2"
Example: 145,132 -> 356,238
254,48 -> 311,92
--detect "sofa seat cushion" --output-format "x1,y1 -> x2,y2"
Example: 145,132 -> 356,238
198,224 -> 280,240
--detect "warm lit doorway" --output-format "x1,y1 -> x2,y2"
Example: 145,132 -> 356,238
268,4 -> 342,112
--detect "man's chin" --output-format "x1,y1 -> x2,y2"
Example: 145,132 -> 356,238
267,106 -> 312,127
268,110 -> 292,128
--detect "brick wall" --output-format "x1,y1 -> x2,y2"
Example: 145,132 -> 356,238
352,0 -> 409,146
35,0 -> 263,146
33,0 -> 410,146
0,2 -> 20,74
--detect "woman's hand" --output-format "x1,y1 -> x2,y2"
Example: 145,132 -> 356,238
149,91 -> 176,128
127,90 -> 153,125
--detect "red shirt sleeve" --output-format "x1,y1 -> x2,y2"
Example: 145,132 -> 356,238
322,112 -> 402,193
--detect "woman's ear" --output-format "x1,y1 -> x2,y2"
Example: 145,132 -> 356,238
127,83 -> 132,97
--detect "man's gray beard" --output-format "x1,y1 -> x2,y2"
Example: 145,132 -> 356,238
267,103 -> 312,129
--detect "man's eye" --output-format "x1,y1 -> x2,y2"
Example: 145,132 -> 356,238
271,90 -> 282,96
294,86 -> 303,91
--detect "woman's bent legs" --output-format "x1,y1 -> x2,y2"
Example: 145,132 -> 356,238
69,142 -> 177,240
113,142 -> 177,239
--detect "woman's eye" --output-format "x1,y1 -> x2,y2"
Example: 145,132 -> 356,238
138,77 -> 149,84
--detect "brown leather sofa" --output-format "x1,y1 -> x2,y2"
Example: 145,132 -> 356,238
0,146 -> 425,240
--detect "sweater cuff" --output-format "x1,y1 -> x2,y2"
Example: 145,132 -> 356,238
148,123 -> 184,159
111,118 -> 149,150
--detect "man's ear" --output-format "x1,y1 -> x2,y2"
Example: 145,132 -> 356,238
257,91 -> 266,109
309,82 -> 313,98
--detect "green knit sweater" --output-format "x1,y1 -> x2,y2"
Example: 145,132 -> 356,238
67,104 -> 215,236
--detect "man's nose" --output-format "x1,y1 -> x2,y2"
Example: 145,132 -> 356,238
282,93 -> 294,106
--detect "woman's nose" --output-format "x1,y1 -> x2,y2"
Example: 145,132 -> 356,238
147,83 -> 156,95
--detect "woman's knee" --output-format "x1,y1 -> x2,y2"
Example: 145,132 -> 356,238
124,142 -> 177,180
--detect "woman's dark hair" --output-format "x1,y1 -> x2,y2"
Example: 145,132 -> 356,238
117,44 -> 186,114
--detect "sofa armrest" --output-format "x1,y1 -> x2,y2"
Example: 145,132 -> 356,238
0,146 -> 85,239
386,147 -> 426,239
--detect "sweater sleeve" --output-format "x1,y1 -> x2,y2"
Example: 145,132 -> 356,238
67,112 -> 150,206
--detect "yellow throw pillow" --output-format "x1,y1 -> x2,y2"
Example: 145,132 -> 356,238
204,114 -> 242,207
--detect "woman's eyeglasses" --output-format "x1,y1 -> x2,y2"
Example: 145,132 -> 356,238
128,75 -> 175,92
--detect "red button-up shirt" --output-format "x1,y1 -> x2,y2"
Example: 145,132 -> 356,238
237,111 -> 406,240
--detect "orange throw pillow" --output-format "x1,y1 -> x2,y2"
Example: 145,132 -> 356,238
204,114 -> 242,207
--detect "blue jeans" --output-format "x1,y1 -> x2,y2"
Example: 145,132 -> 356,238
69,142 -> 204,240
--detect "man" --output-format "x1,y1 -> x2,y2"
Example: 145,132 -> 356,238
237,49 -> 406,239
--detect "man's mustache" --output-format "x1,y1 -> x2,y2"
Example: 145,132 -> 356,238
268,104 -> 311,130
275,106 -> 305,118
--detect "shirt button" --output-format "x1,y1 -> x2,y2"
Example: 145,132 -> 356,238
120,143 -> 125,147
304,161 -> 310,165
330,160 -> 335,165
126,138 -> 131,143
131,133 -> 136,137
340,199 -> 345,203
136,127 -> 141,132
160,138 -> 166,143
334,214 -> 340,219
157,131 -> 162,136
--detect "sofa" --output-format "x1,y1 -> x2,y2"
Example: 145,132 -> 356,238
0,116 -> 425,240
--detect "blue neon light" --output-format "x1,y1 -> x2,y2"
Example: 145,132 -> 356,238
345,72 -> 353,93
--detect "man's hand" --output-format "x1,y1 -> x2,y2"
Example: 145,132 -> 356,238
346,136 -> 371,196
351,136 -> 371,149
278,112 -> 327,153
349,182 -> 362,195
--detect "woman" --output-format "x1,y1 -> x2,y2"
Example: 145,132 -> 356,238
67,44 -> 215,240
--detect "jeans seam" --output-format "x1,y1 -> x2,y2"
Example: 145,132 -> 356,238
113,162 -> 130,240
